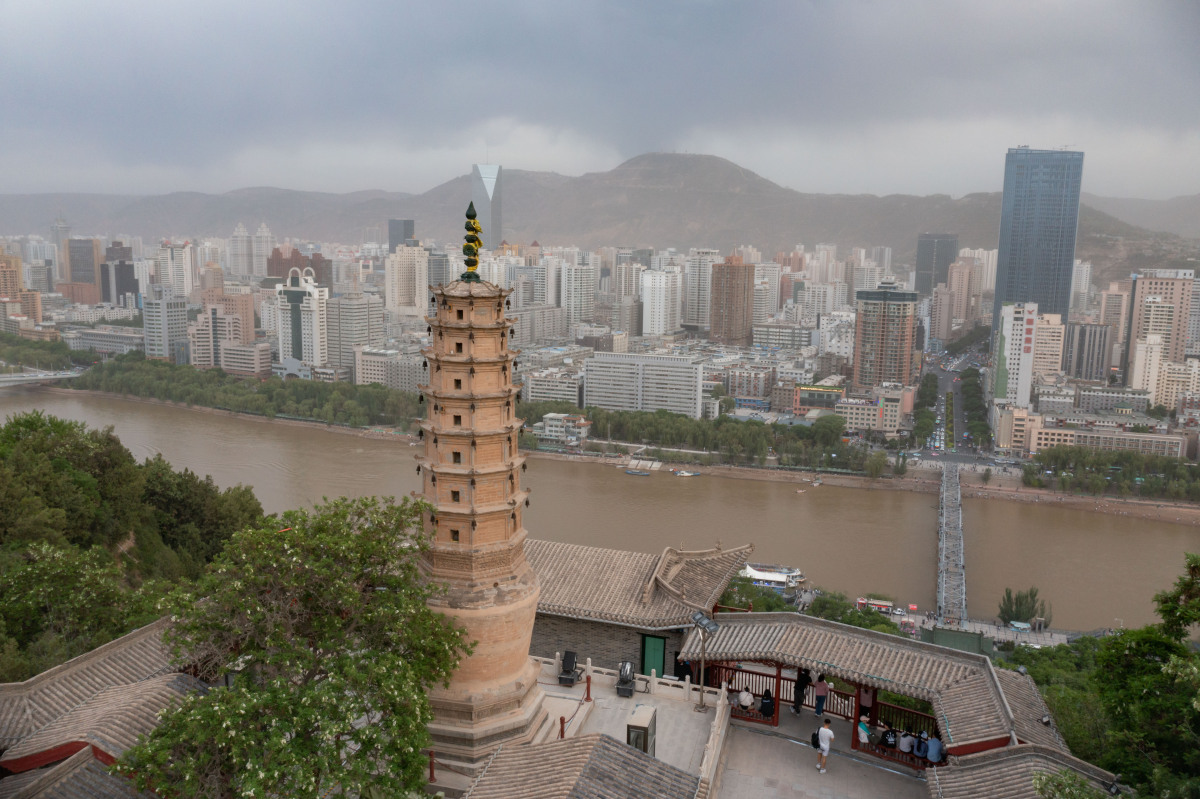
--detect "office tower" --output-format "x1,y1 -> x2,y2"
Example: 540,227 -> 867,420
613,295 -> 642,336
1099,281 -> 1132,346
427,249 -> 454,289
1032,313 -> 1065,380
142,285 -> 189,362
560,263 -> 596,327
992,147 -> 1085,324
1064,323 -> 1113,381
733,244 -> 761,264
204,293 -> 256,344
1189,280 -> 1200,358
960,248 -> 999,293
1130,335 -> 1164,403
419,270 -> 550,765
640,269 -> 681,336
388,219 -> 415,253
753,282 -> 772,324
252,223 -> 276,278
470,164 -> 503,250
67,239 -> 103,285
683,248 -> 720,330
27,263 -> 54,293
272,269 -> 329,372
100,260 -> 138,306
197,241 -> 224,272
710,256 -> 754,347
50,217 -> 70,280
385,245 -> 429,317
1070,260 -> 1093,316
189,306 -> 249,370
851,279 -> 918,392
199,263 -> 225,293
327,290 -> 385,379
930,285 -> 955,343
156,242 -> 194,298
228,223 -> 253,276
583,352 -> 704,417
267,245 -> 305,279
990,302 -> 1039,409
915,233 -> 958,297
1126,269 -> 1194,368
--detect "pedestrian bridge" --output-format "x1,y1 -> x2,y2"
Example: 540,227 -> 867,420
0,370 -> 81,387
937,463 -> 967,624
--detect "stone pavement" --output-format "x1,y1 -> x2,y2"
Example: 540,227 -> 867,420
714,724 -> 928,799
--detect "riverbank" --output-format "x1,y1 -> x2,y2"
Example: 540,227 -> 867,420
40,386 -> 1200,527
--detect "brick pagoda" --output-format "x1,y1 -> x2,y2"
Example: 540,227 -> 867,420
416,203 -> 549,767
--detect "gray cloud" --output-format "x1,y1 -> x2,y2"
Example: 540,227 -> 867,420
1,0 -> 1197,198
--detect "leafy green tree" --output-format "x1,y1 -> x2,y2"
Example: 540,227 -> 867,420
998,587 -> 1051,626
1154,551 -> 1200,640
116,497 -> 471,799
717,576 -> 792,612
811,415 -> 846,448
1033,770 -> 1108,799
981,467 -> 992,485
865,450 -> 889,478
806,590 -> 901,635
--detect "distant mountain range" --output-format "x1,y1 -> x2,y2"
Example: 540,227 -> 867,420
1,154 -> 1194,277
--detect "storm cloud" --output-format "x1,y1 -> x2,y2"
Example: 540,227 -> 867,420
2,0 -> 1197,198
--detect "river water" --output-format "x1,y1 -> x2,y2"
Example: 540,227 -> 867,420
3,387 -> 1198,632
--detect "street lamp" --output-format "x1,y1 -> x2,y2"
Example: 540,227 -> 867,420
691,610 -> 720,712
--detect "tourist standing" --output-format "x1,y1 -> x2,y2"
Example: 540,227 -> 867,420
816,717 -> 834,774
791,668 -> 812,715
812,673 -> 830,717
857,685 -> 876,725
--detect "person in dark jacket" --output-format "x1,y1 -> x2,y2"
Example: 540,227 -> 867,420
879,719 -> 898,748
758,688 -> 775,719
791,668 -> 812,714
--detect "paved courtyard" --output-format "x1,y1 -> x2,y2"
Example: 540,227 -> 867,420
715,724 -> 928,799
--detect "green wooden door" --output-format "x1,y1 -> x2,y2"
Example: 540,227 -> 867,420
641,635 -> 666,678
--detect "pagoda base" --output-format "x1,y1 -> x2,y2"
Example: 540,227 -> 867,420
426,656 -> 550,772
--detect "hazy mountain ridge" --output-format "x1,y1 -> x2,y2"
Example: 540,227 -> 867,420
1081,192 -> 1200,239
0,155 -> 1188,275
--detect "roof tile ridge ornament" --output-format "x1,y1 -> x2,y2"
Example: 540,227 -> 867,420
461,201 -> 483,283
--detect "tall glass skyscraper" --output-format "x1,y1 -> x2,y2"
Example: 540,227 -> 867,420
914,233 -> 958,297
470,164 -> 503,251
992,147 -> 1084,324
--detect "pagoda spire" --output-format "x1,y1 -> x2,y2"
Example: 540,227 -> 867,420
461,201 -> 483,282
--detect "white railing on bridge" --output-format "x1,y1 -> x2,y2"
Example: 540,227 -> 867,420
937,463 -> 967,624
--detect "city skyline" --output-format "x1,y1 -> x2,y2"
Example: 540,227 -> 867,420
1,2 -> 1197,200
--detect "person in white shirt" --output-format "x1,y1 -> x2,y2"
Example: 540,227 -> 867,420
816,718 -> 835,773
897,728 -> 916,754
737,686 -> 754,712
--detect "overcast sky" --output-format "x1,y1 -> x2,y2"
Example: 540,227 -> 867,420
3,1 -> 1198,199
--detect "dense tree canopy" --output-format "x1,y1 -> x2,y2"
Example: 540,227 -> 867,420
70,352 -> 423,429
0,331 -> 92,372
116,497 -> 471,799
0,411 -> 264,680
1026,446 -> 1200,501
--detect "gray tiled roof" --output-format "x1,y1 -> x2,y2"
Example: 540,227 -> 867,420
0,620 -> 172,751
0,748 -> 151,799
993,669 -> 1069,752
463,733 -> 701,799
0,673 -> 203,772
927,744 -> 1116,799
526,539 -> 752,629
678,613 -> 1016,748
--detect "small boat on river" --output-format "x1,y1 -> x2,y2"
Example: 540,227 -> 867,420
625,469 -> 651,476
671,469 -> 700,477
739,563 -> 806,594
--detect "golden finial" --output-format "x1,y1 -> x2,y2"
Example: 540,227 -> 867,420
461,201 -> 482,282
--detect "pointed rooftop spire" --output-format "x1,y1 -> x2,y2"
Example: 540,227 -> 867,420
461,202 -> 482,282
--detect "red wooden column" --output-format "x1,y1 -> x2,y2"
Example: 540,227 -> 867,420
773,663 -> 782,727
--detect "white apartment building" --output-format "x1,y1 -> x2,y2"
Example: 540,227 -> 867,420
560,263 -> 597,327
385,245 -> 429,317
520,367 -> 582,405
1130,334 -> 1164,404
641,269 -> 682,336
753,263 -> 782,311
252,223 -> 276,278
142,285 -> 188,362
1032,313 -> 1065,381
271,268 -> 328,377
683,249 -> 719,329
990,302 -> 1038,409
354,346 -> 425,392
327,291 -> 385,380
583,352 -> 703,418
156,243 -> 193,299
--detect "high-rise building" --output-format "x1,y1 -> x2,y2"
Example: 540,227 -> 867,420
470,164 -> 503,250
1064,323 -> 1113,381
754,262 -> 782,311
388,219 -> 415,253
640,269 -> 681,336
327,290 -> 385,380
915,234 -> 958,297
1126,269 -> 1194,370
252,223 -> 276,278
267,245 -> 306,279
614,261 -> 645,300
49,217 -> 70,281
871,246 -> 893,274
1032,313 -> 1065,381
683,248 -> 719,330
418,268 -> 549,765
851,279 -> 918,392
992,147 -> 1085,324
142,285 -> 188,363
1130,334 -> 1164,404
990,302 -> 1039,409
1070,260 -> 1093,316
228,223 -> 253,276
384,245 -> 429,317
0,247 -> 22,298
67,239 -> 103,285
156,242 -> 194,299
559,263 -> 596,327
930,284 -> 955,343
203,293 -> 256,344
709,257 -> 755,347
272,268 -> 328,376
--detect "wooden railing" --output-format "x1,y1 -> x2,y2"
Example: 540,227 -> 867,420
851,736 -> 930,771
876,701 -> 938,739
